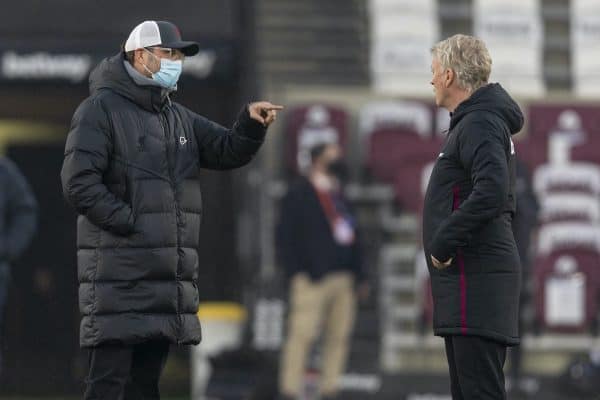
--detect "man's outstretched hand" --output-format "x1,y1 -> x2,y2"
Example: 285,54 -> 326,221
249,101 -> 284,127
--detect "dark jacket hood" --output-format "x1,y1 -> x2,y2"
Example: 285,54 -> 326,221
89,53 -> 167,113
449,83 -> 524,135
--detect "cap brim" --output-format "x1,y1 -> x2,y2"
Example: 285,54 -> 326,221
163,40 -> 200,56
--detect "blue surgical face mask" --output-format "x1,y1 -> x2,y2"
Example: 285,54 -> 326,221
143,49 -> 183,89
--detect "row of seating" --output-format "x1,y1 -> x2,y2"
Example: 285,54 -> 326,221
418,222 -> 600,334
531,161 -> 600,333
534,223 -> 600,333
413,161 -> 600,334
285,102 -> 600,335
284,102 -> 600,212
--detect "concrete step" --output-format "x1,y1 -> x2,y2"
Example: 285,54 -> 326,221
379,244 -> 418,266
381,275 -> 416,292
385,304 -> 418,322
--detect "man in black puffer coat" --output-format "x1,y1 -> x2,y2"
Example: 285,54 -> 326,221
61,20 -> 282,400
423,34 -> 523,399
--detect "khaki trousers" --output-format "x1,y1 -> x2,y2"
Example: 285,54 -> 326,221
279,271 -> 356,397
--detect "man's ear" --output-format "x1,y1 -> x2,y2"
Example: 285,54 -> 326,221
444,68 -> 455,88
135,49 -> 145,64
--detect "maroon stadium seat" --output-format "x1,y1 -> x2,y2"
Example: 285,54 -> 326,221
393,161 -> 435,214
534,222 -> 600,333
514,136 -> 546,171
393,164 -> 425,212
367,128 -> 442,183
529,104 -> 600,142
359,100 -> 434,139
536,222 -> 600,255
539,193 -> 600,224
533,250 -> 600,333
526,104 -> 600,167
284,104 -> 349,172
533,163 -> 600,197
572,133 -> 600,165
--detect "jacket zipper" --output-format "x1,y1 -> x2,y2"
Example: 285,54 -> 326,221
159,106 -> 184,345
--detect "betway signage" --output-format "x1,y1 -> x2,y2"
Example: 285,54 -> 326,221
2,51 -> 92,82
0,46 -> 235,84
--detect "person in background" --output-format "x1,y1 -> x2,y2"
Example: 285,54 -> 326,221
423,34 -> 524,399
276,142 -> 369,400
61,20 -> 281,400
0,156 -> 37,375
508,157 -> 539,395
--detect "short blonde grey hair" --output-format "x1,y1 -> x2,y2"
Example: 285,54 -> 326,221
431,34 -> 492,92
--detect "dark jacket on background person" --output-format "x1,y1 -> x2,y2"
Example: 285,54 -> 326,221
0,157 -> 37,338
512,158 -> 539,269
276,176 -> 363,282
422,83 -> 524,346
61,53 -> 266,348
0,157 -> 37,265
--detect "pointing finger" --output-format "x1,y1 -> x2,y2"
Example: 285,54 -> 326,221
264,105 -> 284,110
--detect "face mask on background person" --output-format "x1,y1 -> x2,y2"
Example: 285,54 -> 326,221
142,49 -> 183,89
326,159 -> 348,181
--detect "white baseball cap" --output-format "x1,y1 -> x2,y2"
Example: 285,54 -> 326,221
124,20 -> 199,56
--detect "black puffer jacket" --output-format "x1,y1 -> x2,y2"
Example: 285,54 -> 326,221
422,83 -> 524,346
61,53 -> 266,348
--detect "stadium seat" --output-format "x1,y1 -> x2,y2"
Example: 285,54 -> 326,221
359,100 -> 433,140
537,222 -> 600,255
529,105 -> 600,143
367,128 -> 441,183
539,193 -> 600,224
533,163 -> 600,197
572,133 -> 600,165
284,104 -> 349,173
514,136 -> 547,171
393,164 -> 426,212
525,105 -> 600,167
533,250 -> 600,333
392,161 -> 435,214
